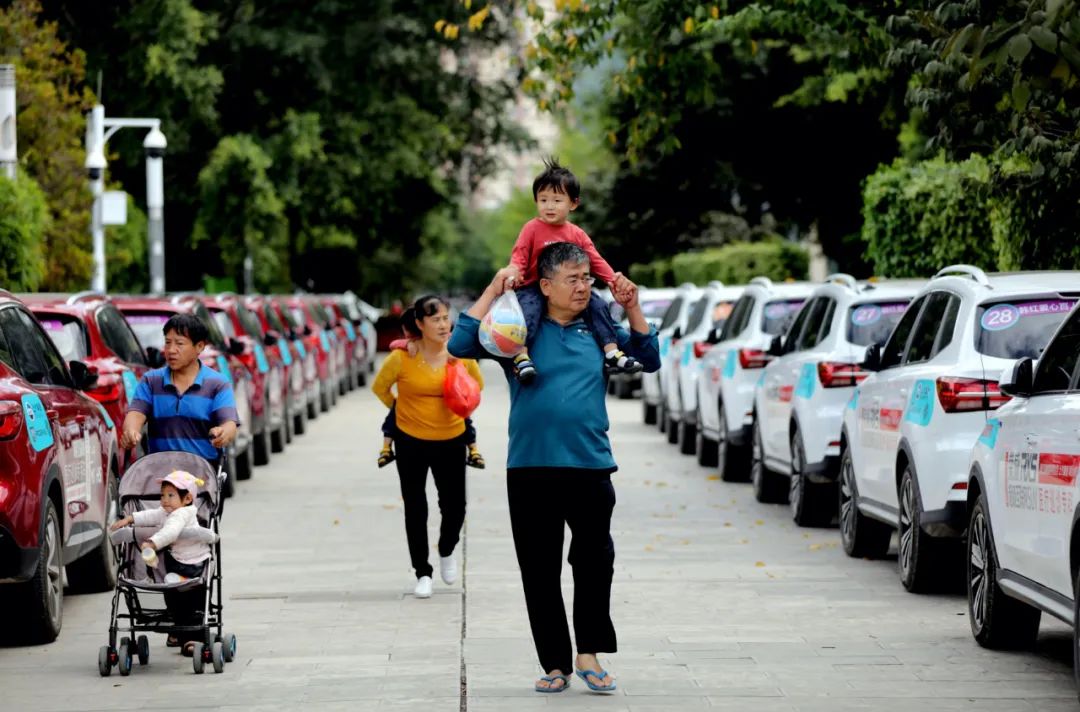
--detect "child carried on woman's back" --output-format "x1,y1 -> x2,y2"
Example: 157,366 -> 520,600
110,470 -> 211,655
500,157 -> 643,383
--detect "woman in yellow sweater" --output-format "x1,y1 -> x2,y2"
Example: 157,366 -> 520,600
372,295 -> 484,599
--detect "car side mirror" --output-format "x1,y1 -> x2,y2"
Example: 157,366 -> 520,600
228,337 -> 246,356
145,346 -> 166,368
767,334 -> 784,357
672,326 -> 682,341
263,332 -> 278,347
861,343 -> 882,373
69,360 -> 98,391
706,327 -> 721,345
1000,357 -> 1034,398
303,325 -> 313,337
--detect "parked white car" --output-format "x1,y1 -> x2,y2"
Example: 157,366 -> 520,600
751,276 -> 922,525
697,277 -> 815,480
839,266 -> 1080,592
609,287 -> 678,399
642,283 -> 701,428
965,302 -> 1080,668
667,283 -> 743,454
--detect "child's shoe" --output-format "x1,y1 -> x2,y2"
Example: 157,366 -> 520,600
466,446 -> 486,469
513,354 -> 537,384
378,446 -> 396,468
605,350 -> 644,374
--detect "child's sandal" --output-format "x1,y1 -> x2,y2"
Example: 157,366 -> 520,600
378,448 -> 396,468
466,450 -> 486,469
513,358 -> 537,384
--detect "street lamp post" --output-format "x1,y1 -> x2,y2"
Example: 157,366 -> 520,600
0,65 -> 16,181
84,105 -> 167,293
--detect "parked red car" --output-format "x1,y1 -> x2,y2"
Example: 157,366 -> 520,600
113,295 -> 255,492
282,296 -> 338,414
205,294 -> 289,463
0,291 -> 119,642
319,295 -> 366,391
21,292 -> 151,475
244,294 -> 310,437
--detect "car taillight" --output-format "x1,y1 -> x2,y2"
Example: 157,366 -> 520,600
936,377 -> 1011,413
238,350 -> 257,373
693,342 -> 711,359
0,401 -> 23,439
88,374 -> 123,404
817,362 -> 867,388
738,348 -> 771,369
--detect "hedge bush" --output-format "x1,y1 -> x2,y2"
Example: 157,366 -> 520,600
0,172 -> 48,291
860,155 -> 997,277
630,239 -> 808,287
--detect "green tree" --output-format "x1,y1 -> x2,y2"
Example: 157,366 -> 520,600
0,172 -> 49,290
192,135 -> 290,292
0,0 -> 94,290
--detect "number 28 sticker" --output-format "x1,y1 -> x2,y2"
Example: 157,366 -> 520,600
981,304 -> 1020,332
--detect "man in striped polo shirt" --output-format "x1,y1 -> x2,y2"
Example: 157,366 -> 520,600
121,313 -> 239,464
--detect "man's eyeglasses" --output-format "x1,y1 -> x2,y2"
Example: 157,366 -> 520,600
553,275 -> 596,289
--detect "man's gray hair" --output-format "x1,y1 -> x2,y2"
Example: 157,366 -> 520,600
538,242 -> 589,280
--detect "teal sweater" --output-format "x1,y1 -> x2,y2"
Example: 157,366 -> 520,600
449,311 -> 660,470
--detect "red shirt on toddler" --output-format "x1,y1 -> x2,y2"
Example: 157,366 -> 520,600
510,218 -> 616,287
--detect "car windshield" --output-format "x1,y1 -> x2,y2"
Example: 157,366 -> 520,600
290,307 -> 308,327
975,297 -> 1079,358
211,309 -> 235,339
264,304 -> 286,333
38,317 -> 88,362
847,301 -> 911,347
761,300 -> 805,335
642,298 -> 672,320
124,313 -> 171,350
684,296 -> 709,333
712,301 -> 735,329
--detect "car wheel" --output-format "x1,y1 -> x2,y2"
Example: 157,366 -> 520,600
17,500 -> 63,643
751,419 -> 787,504
678,416 -> 697,455
968,493 -> 1040,648
357,367 -> 368,388
221,449 -> 237,499
67,467 -> 120,593
235,437 -> 254,482
271,412 -> 287,453
898,467 -> 955,592
838,446 -> 891,559
308,395 -> 319,420
253,411 -> 271,467
790,430 -> 835,527
717,407 -> 748,482
696,408 -> 719,468
320,385 -> 331,413
658,399 -> 667,432
643,401 -> 658,425
294,403 -> 307,436
666,413 -> 679,444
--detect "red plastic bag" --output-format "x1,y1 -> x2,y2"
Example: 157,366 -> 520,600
443,359 -> 481,418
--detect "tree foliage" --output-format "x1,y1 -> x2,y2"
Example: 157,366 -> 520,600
0,0 -> 94,290
630,238 -> 808,287
0,172 -> 49,291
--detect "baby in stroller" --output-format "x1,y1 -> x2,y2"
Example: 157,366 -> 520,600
101,451 -> 233,676
111,470 -> 209,655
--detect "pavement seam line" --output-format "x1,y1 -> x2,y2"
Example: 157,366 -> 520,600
459,514 -> 468,712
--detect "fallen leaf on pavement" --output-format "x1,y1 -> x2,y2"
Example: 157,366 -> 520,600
755,561 -> 766,567
707,475 -> 721,481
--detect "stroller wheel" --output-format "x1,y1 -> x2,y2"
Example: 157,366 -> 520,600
117,642 -> 133,676
97,645 -> 112,677
211,641 -> 225,673
192,643 -> 206,674
220,632 -> 237,662
136,635 -> 150,665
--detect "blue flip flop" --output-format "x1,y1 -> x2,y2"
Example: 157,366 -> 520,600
575,668 -> 617,692
535,673 -> 570,693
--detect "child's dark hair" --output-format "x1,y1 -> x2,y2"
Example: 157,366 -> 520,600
162,481 -> 192,502
163,313 -> 209,344
400,295 -> 450,338
532,156 -> 580,202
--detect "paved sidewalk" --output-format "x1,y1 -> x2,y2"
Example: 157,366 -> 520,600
1,361 -> 1077,710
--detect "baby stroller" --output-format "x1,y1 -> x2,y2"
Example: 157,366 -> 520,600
98,450 -> 235,676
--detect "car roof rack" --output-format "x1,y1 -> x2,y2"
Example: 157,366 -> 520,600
749,276 -> 773,289
824,273 -> 858,290
66,290 -> 107,304
933,264 -> 990,286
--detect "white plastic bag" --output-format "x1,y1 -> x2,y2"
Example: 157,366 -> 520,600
479,291 -> 527,358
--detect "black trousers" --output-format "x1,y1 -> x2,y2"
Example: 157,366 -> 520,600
395,431 -> 467,579
507,467 -> 617,675
162,550 -> 207,644
382,404 -> 477,444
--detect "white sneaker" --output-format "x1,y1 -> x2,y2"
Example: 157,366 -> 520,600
414,576 -> 433,598
440,556 -> 457,585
